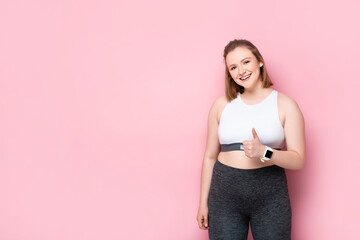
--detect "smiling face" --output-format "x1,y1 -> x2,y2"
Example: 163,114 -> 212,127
226,46 -> 264,91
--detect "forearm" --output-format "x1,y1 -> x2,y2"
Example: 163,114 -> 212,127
268,148 -> 305,170
199,157 -> 216,206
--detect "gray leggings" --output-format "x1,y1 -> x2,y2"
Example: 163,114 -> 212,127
208,159 -> 292,240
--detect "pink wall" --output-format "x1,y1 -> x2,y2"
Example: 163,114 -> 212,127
0,0 -> 359,239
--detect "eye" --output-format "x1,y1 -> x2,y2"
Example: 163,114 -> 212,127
244,61 -> 250,64
230,66 -> 236,70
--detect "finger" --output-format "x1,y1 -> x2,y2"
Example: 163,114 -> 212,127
243,140 -> 251,148
243,139 -> 255,145
198,217 -> 204,229
204,216 -> 208,228
252,128 -> 259,140
243,146 -> 253,158
244,141 -> 254,150
197,218 -> 204,229
198,216 -> 208,230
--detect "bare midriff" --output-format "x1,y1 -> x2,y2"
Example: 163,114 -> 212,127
217,151 -> 275,169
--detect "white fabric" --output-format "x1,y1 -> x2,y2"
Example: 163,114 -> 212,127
218,89 -> 285,149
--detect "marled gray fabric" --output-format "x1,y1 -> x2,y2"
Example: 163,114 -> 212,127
208,159 -> 292,240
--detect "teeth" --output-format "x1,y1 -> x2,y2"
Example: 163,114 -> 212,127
241,75 -> 250,80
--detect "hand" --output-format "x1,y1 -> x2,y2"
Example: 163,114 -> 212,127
243,128 -> 266,160
196,204 -> 209,230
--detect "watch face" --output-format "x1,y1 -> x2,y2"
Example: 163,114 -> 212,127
265,150 -> 273,159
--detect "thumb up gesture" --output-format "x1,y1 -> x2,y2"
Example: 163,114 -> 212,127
243,128 -> 266,160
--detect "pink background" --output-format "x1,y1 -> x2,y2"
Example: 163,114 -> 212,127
0,0 -> 359,239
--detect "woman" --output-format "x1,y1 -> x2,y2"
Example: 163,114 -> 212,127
196,39 -> 306,240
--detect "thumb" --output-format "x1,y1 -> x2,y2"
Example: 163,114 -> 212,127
252,128 -> 259,140
204,216 -> 208,227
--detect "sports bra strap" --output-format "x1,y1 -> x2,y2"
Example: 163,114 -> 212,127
221,143 -> 282,152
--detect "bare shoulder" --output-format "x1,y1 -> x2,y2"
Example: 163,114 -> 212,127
277,91 -> 304,125
277,91 -> 301,111
209,95 -> 228,123
214,95 -> 228,107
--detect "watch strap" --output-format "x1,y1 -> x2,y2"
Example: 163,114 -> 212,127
260,146 -> 274,162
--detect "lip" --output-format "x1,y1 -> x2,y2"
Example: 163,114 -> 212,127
239,74 -> 251,81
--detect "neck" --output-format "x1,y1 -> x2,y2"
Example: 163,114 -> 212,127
242,82 -> 265,97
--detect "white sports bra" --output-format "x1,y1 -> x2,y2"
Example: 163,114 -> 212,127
218,89 -> 285,149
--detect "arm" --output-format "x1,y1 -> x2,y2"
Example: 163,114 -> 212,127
267,97 -> 306,170
199,98 -> 222,206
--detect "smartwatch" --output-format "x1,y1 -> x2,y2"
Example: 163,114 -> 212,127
260,146 -> 274,162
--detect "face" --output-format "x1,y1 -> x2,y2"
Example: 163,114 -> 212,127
226,46 -> 263,90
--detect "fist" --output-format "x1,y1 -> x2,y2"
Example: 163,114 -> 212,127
243,128 -> 266,159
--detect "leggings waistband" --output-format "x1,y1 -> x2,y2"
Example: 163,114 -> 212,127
211,159 -> 289,202
213,158 -> 286,181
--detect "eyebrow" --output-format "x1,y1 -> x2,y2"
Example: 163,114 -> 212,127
228,57 -> 251,67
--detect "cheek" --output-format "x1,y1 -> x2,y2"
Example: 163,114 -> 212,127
232,73 -> 239,80
229,71 -> 236,79
253,65 -> 260,72
249,65 -> 260,74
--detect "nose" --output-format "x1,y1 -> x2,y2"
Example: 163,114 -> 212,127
238,65 -> 245,75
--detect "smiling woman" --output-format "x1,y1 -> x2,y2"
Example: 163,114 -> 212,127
223,40 -> 274,97
227,47 -> 263,88
196,39 -> 306,240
